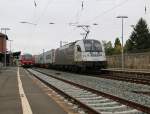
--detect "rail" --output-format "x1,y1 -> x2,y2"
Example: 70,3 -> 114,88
101,69 -> 150,85
28,68 -> 150,114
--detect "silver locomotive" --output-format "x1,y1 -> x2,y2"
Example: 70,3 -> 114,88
35,39 -> 107,71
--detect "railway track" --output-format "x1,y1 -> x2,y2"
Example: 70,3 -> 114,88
37,68 -> 150,85
100,70 -> 150,85
27,68 -> 149,114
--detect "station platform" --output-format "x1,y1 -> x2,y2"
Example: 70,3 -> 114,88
0,67 -> 70,114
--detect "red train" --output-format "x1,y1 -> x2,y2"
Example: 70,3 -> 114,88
19,54 -> 34,67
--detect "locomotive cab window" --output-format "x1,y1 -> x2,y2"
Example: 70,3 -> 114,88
77,45 -> 81,52
83,40 -> 102,52
93,40 -> 102,52
22,54 -> 32,60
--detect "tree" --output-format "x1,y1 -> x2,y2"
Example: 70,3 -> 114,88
125,18 -> 150,52
114,38 -> 121,54
102,40 -> 114,55
124,39 -> 135,52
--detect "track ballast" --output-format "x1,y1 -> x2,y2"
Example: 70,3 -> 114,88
28,68 -> 149,114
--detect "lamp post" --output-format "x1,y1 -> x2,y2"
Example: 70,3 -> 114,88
20,21 -> 37,26
49,22 -> 55,25
43,49 -> 45,65
8,40 -> 13,66
1,28 -> 10,67
116,16 -> 128,70
20,21 -> 55,25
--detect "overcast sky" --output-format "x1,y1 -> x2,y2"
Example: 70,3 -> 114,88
0,0 -> 150,54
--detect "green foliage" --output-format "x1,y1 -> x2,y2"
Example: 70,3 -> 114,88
124,39 -> 135,52
102,40 -> 114,55
125,18 -> 150,53
114,38 -> 121,54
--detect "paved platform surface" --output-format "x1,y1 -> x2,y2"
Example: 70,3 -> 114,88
0,67 -> 22,114
0,67 -> 68,114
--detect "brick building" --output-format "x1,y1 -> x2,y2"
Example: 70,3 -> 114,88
0,33 -> 21,66
0,33 -> 8,63
0,33 -> 8,53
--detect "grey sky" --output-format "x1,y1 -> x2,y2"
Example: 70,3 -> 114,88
0,0 -> 150,54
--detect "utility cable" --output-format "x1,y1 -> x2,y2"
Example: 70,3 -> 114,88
29,0 -> 54,40
84,0 -> 129,24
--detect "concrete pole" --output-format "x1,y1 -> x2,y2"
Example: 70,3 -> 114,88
116,16 -> 128,70
43,49 -> 45,64
8,40 -> 13,66
4,29 -> 6,67
121,18 -> 124,70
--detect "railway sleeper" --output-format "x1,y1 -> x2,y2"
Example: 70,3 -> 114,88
100,109 -> 142,114
28,69 -> 148,114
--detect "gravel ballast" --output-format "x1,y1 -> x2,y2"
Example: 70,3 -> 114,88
34,68 -> 150,108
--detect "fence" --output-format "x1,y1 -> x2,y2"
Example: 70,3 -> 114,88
106,52 -> 150,69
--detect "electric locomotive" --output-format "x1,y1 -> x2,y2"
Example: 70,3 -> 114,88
54,39 -> 107,71
35,39 -> 107,71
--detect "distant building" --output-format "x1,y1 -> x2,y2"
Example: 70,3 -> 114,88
0,32 -> 21,66
0,33 -> 8,63
0,32 -> 8,53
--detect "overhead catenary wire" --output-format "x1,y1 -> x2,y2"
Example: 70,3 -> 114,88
144,0 -> 148,14
35,0 -> 54,25
69,0 -> 86,30
28,0 -> 54,45
75,0 -> 85,24
145,5 -> 147,14
30,0 -> 149,40
70,0 -> 130,29
69,0 -> 130,39
34,0 -> 37,8
84,0 -> 129,24
81,0 -> 84,10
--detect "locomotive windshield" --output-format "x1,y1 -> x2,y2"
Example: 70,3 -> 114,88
83,40 -> 102,52
23,54 -> 32,60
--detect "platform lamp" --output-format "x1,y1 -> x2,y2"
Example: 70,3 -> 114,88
8,40 -> 13,66
43,49 -> 45,65
116,16 -> 128,70
20,21 -> 37,26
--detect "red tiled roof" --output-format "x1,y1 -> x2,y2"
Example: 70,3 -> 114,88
0,33 -> 8,40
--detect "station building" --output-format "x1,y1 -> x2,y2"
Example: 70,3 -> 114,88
0,33 -> 8,63
0,33 -> 7,53
0,32 -> 20,66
